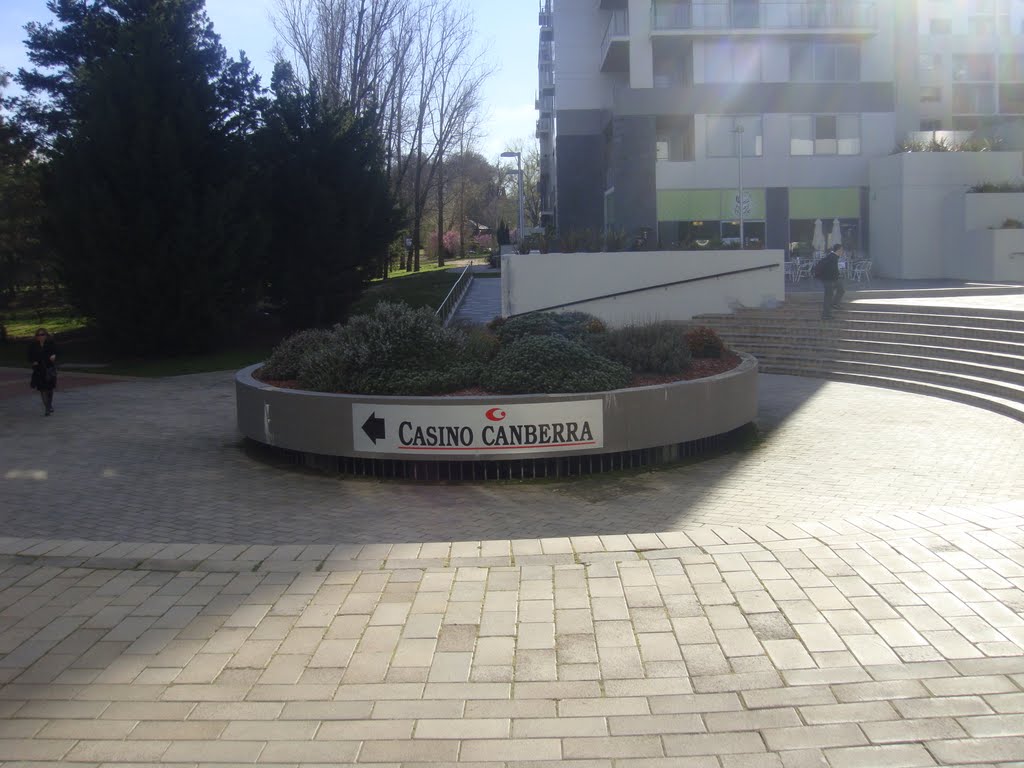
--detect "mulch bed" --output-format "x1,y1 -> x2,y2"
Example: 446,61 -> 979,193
256,351 -> 743,396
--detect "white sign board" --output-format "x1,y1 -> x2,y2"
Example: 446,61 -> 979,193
352,400 -> 604,456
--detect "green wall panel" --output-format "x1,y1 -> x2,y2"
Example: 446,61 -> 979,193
789,188 -> 861,219
657,189 -> 765,221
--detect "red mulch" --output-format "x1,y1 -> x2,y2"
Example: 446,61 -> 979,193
255,352 -> 742,396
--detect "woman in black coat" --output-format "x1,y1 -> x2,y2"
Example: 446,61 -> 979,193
28,328 -> 57,415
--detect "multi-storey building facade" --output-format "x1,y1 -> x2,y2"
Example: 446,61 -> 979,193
537,0 -> 1024,252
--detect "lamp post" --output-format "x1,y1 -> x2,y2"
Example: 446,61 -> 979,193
733,125 -> 745,248
500,151 -> 525,247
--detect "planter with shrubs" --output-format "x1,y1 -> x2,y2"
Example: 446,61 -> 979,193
237,302 -> 757,471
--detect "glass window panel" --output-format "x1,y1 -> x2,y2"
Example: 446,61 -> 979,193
705,41 -> 732,82
736,115 -> 763,156
734,42 -> 761,82
706,117 -> 735,157
836,46 -> 860,80
814,44 -> 837,81
815,115 -> 837,155
656,140 -> 670,161
921,86 -> 942,102
930,18 -> 953,33
1001,83 -> 1024,113
790,42 -> 814,81
790,115 -> 813,155
837,115 -> 860,155
1000,54 -> 1024,80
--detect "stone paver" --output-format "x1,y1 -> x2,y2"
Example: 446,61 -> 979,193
2,292 -> 1024,764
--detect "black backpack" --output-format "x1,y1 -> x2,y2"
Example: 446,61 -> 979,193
812,259 -> 825,279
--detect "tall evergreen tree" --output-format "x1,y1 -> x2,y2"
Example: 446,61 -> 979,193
34,1 -> 264,352
257,62 -> 400,329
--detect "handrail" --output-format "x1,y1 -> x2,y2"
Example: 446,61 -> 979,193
435,264 -> 474,326
508,262 -> 780,318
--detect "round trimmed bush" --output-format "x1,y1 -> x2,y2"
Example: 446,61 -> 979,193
591,321 -> 692,374
480,335 -> 631,394
296,302 -> 474,395
260,327 -> 335,380
490,311 -> 606,345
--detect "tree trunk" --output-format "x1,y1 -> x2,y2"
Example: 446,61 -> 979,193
436,156 -> 445,267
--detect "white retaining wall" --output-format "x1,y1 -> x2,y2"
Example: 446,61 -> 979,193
501,250 -> 785,326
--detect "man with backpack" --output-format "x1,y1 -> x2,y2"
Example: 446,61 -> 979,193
814,243 -> 845,320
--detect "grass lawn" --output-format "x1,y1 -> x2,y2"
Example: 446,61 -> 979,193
348,262 -> 466,316
1,263 -> 480,376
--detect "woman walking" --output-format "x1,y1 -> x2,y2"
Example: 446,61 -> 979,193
28,328 -> 57,415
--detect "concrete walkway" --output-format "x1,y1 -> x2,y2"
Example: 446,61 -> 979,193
451,270 -> 502,326
2,294 -> 1024,765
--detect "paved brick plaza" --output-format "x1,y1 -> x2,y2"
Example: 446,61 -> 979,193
1,357 -> 1024,765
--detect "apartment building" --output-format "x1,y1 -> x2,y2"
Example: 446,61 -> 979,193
537,0 -> 1024,251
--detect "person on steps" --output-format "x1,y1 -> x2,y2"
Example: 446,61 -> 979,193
816,243 -> 846,320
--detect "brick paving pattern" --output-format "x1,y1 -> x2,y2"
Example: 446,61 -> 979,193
2,292 -> 1024,764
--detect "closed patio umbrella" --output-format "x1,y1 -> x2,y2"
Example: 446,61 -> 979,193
812,219 -> 825,255
828,218 -> 843,250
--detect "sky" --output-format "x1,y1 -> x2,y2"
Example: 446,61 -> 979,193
0,0 -> 539,160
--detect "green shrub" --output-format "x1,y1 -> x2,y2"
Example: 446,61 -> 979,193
490,311 -> 606,344
593,322 -> 691,374
260,327 -> 335,380
481,335 -> 631,394
296,301 -> 472,395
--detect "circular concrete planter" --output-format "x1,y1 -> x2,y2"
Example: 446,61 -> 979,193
236,354 -> 758,470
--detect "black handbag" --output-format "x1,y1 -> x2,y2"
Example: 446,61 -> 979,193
44,365 -> 57,386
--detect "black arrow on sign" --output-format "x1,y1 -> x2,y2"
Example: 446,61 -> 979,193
362,412 -> 386,444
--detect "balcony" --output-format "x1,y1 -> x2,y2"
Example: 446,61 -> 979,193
536,117 -> 554,137
601,9 -> 630,72
536,94 -> 554,115
539,66 -> 555,94
651,1 -> 878,37
539,9 -> 553,40
539,39 -> 553,67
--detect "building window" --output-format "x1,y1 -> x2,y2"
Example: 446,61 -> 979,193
704,41 -> 761,83
1000,83 -> 1024,113
953,83 -> 997,113
1000,53 -> 1024,80
920,119 -> 942,131
790,115 -> 860,156
953,54 -> 995,81
656,116 -> 694,161
930,18 -> 953,33
921,86 -> 942,103
789,42 -> 860,82
706,115 -> 763,157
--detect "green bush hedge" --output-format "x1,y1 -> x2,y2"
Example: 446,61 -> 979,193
260,328 -> 336,380
489,311 -> 606,344
592,322 -> 691,374
480,335 -> 631,394
260,304 -> 724,395
297,301 -> 472,395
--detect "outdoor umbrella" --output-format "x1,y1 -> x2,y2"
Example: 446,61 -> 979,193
812,219 -> 825,255
828,218 -> 843,250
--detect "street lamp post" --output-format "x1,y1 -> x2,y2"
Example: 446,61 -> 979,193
733,125 -> 745,248
500,151 -> 525,248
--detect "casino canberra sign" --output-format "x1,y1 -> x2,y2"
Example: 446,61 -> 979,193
351,401 -> 604,457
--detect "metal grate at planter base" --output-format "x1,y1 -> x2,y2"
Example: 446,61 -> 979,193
246,425 -> 753,481
235,354 -> 759,483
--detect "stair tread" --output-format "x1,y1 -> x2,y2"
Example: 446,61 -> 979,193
761,367 -> 1024,419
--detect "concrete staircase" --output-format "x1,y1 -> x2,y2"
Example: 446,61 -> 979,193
693,298 -> 1024,423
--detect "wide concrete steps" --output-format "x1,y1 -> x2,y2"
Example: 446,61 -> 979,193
693,301 -> 1024,423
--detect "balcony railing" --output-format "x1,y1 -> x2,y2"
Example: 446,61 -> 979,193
539,68 -> 555,92
536,117 -> 554,135
651,1 -> 877,32
602,9 -> 630,49
536,95 -> 554,114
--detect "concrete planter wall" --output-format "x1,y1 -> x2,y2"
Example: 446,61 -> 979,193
236,354 -> 758,464
501,250 -> 784,326
869,151 -> 1024,279
942,191 -> 1024,281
